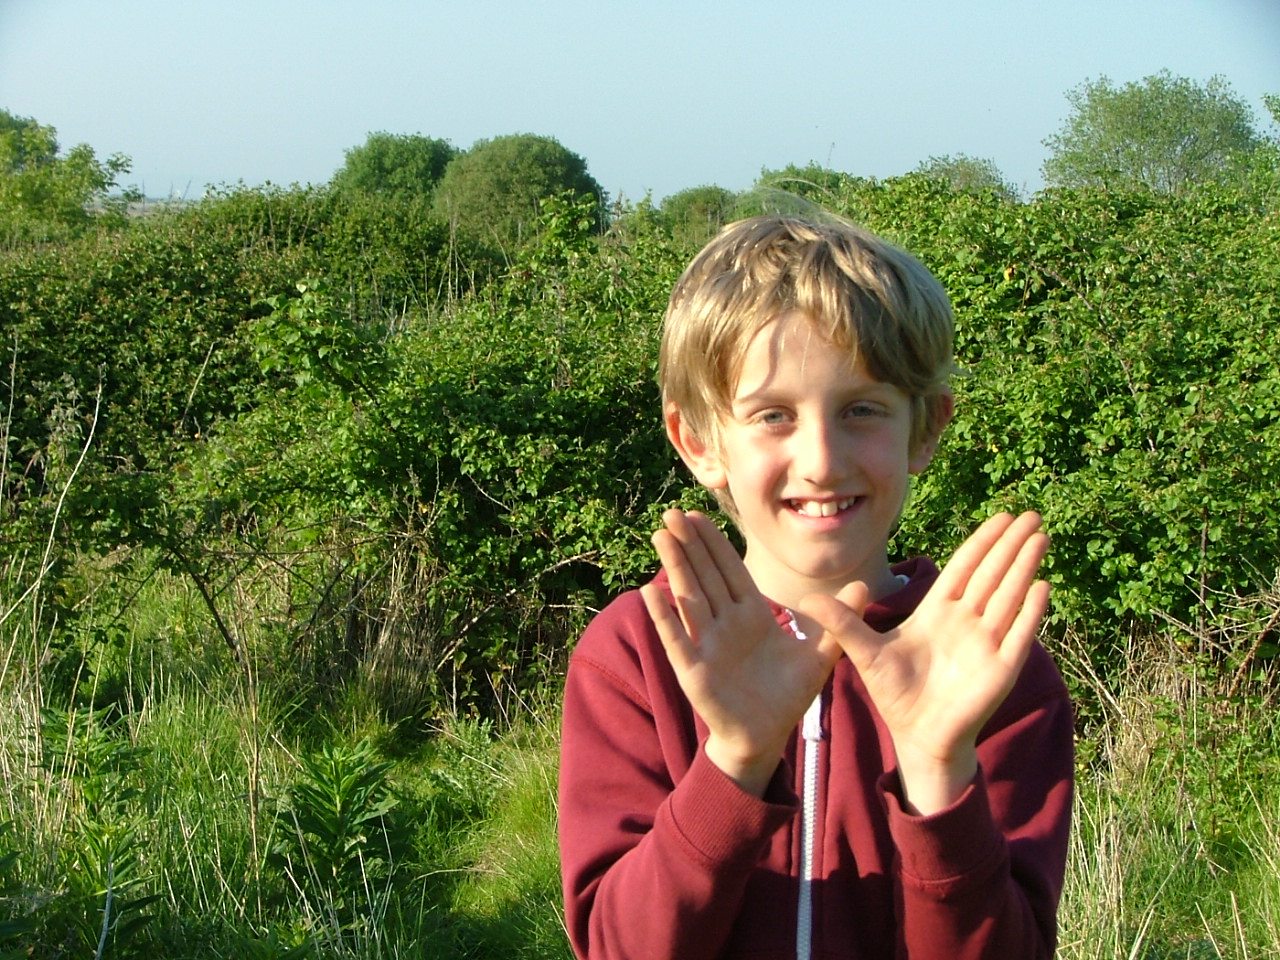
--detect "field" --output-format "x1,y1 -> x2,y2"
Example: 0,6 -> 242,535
2,162 -> 1278,956
1,569 -> 1277,957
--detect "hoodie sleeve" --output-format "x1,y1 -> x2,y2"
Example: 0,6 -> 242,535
879,643 -> 1075,960
558,587 -> 797,960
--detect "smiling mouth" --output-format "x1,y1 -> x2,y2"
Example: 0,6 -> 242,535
787,497 -> 860,518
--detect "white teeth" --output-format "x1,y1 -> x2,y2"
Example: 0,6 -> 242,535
790,498 -> 856,517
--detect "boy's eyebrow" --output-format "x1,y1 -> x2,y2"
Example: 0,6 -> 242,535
730,379 -> 903,409
728,386 -> 783,411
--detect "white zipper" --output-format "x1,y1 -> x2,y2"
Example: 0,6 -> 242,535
787,612 -> 823,960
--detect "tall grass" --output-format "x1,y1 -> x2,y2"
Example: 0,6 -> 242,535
0,540 -> 567,957
1056,596 -> 1280,960
1,533 -> 1277,957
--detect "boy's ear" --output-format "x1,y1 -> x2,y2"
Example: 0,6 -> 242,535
908,389 -> 954,474
664,405 -> 728,489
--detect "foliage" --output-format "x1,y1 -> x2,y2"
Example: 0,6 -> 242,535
2,496 -> 1279,959
0,179 -> 477,592
173,198 -> 684,715
31,707 -> 162,955
1265,93 -> 1280,131
914,153 -> 1018,201
3,138 -> 1278,711
446,717 -> 569,959
329,131 -> 457,203
0,546 -> 566,955
0,109 -> 133,247
321,189 -> 476,316
0,185 -> 319,561
433,133 -> 605,258
1056,601 -> 1280,959
1,86 -> 1279,959
658,184 -> 737,247
269,738 -> 402,934
822,171 -> 1280,659
1042,71 -> 1262,195
0,822 -> 37,949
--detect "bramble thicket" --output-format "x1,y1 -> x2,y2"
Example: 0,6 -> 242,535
1,102 -> 1278,955
5,160 -> 1277,714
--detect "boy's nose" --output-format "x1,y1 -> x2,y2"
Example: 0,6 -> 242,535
795,420 -> 844,484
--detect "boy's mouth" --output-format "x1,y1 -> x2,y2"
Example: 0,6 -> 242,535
786,497 -> 860,518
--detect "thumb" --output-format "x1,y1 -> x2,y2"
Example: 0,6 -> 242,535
797,582 -> 880,666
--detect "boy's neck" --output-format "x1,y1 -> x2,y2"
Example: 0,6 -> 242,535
743,554 -> 903,615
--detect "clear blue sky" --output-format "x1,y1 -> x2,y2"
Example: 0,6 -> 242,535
2,0 -> 1278,203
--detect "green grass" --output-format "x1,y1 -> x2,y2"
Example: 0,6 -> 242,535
1056,628 -> 1280,960
1,552 -> 1277,958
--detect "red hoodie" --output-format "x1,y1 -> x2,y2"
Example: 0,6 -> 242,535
558,558 -> 1073,960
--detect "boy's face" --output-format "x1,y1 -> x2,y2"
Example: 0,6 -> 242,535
669,310 -> 944,608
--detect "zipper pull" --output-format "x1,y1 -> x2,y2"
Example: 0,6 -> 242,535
802,694 -> 823,742
785,610 -> 825,743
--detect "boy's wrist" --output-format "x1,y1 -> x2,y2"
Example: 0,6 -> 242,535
893,742 -> 978,816
703,735 -> 783,799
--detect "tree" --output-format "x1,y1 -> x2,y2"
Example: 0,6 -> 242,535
755,162 -> 845,200
659,185 -> 737,246
734,162 -> 846,218
1042,72 -> 1261,195
329,131 -> 457,202
432,133 -> 604,255
0,109 -> 132,245
1254,92 -> 1280,149
914,154 -> 1017,201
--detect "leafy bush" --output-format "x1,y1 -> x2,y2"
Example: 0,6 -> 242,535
0,109 -> 134,248
3,147 -> 1277,719
329,132 -> 457,204
433,134 -> 606,259
834,173 -> 1280,665
0,188 -> 320,554
171,198 -> 688,716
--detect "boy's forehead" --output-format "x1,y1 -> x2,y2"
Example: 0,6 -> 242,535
729,309 -> 880,396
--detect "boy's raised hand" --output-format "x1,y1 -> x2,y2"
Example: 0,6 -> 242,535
641,509 -> 843,798
799,512 -> 1051,815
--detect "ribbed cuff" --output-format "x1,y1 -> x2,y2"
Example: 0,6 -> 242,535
880,767 -> 1005,886
664,746 -> 798,868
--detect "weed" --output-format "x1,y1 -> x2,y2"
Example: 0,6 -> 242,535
269,738 -> 404,940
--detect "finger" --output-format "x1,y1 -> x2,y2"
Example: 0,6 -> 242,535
797,587 -> 878,669
650,526 -> 717,636
932,512 -> 1018,600
684,511 -> 757,604
994,579 -> 1051,674
981,528 -> 1050,631
641,582 -> 699,673
833,578 -> 872,617
964,512 -> 1046,612
651,512 -> 723,617
658,510 -> 735,615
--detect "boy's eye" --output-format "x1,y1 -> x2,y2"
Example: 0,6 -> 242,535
758,410 -> 789,425
846,403 -> 883,418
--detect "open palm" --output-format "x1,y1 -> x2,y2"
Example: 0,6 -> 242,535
641,510 -> 842,795
801,512 -> 1051,787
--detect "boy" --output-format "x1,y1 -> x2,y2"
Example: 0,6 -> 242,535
558,216 -> 1073,960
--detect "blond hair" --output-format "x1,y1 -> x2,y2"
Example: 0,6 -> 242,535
660,214 -> 956,453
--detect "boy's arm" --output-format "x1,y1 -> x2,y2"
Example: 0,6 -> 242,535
558,589 -> 798,960
883,655 -> 1074,959
560,507 -> 841,960
806,510 -> 1070,958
